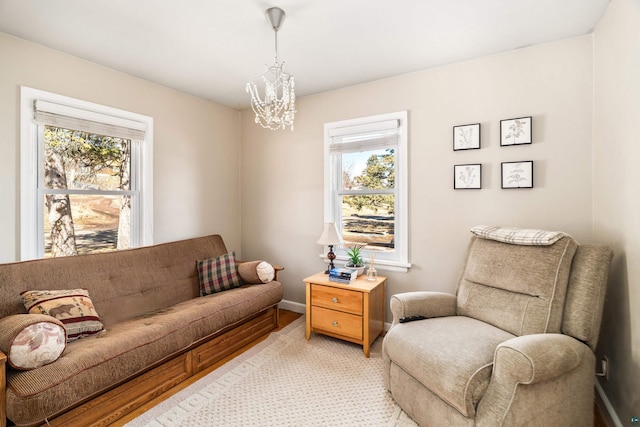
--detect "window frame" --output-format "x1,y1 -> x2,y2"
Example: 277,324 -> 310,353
323,111 -> 410,272
20,87 -> 154,260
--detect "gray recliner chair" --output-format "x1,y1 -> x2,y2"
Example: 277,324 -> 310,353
382,226 -> 612,426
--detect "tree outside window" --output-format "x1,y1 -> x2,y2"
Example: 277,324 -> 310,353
43,126 -> 132,257
339,148 -> 395,251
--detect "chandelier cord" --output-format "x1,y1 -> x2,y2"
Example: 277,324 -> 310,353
273,28 -> 279,64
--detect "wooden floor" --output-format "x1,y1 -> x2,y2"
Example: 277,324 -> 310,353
113,309 -> 609,427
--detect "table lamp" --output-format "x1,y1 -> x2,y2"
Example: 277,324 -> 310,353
316,222 -> 344,274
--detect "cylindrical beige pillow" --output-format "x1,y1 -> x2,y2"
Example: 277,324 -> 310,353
0,314 -> 67,370
238,261 -> 275,284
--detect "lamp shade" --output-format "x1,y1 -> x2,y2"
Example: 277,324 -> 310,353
316,223 -> 344,246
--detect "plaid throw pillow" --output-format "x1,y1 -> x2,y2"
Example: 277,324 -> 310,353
470,225 -> 566,246
197,253 -> 243,296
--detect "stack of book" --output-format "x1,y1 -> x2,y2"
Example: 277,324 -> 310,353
328,268 -> 358,284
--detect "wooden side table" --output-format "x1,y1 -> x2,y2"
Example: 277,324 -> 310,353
303,272 -> 386,357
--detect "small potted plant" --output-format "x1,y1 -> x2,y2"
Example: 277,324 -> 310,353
345,244 -> 366,275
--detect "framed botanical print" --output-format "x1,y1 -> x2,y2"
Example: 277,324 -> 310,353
500,117 -> 532,146
453,123 -> 480,151
454,164 -> 482,189
501,161 -> 533,189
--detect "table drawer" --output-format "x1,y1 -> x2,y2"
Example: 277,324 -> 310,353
311,284 -> 363,315
311,307 -> 363,340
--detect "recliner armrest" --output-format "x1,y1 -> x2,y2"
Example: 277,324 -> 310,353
493,334 -> 587,385
476,333 -> 591,425
389,292 -> 456,325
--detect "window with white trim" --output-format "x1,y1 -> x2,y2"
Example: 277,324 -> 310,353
323,111 -> 410,272
20,87 -> 153,260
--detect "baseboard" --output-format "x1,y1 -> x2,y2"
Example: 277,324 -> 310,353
279,299 -> 305,314
595,380 -> 623,427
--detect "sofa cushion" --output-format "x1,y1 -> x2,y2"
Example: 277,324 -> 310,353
384,316 -> 515,418
197,253 -> 243,295
21,289 -> 104,341
238,261 -> 275,284
0,314 -> 66,370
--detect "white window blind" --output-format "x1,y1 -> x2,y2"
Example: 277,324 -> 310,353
327,119 -> 399,138
34,100 -> 147,140
328,119 -> 399,154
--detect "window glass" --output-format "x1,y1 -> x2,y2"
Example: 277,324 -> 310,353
43,194 -> 130,256
44,126 -> 130,191
340,148 -> 394,191
340,195 -> 395,251
42,126 -> 134,258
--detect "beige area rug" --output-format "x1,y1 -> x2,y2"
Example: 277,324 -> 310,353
125,316 -> 417,427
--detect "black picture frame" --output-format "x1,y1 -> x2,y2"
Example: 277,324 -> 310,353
453,123 -> 481,151
454,164 -> 482,189
500,116 -> 532,146
501,161 -> 533,189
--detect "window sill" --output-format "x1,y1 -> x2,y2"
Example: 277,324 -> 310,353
318,254 -> 411,273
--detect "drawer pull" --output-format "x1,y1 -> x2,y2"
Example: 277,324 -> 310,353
332,297 -> 339,303
332,321 -> 339,327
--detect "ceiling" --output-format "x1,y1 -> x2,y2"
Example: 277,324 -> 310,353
0,0 -> 609,110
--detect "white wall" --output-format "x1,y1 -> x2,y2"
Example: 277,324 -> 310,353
0,33 -> 243,262
593,0 -> 640,422
241,35 -> 595,311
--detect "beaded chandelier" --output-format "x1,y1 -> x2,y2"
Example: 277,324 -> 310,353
246,7 -> 296,131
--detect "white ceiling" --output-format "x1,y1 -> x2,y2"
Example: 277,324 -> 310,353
0,0 -> 609,110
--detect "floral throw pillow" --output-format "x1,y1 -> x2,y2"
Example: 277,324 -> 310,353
0,314 -> 66,370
